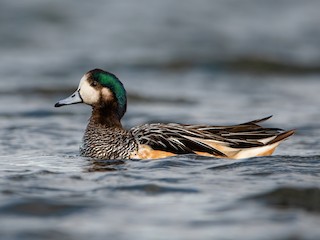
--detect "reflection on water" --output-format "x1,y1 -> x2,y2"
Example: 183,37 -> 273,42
0,1 -> 320,240
86,159 -> 127,172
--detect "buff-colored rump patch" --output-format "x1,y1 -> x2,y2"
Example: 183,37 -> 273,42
130,145 -> 176,160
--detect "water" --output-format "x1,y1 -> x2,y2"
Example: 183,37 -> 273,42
0,1 -> 320,239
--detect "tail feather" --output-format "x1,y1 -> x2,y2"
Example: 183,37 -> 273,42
267,130 -> 295,145
242,115 -> 273,125
190,129 -> 295,159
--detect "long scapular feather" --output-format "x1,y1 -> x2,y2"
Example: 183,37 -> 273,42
130,116 -> 294,159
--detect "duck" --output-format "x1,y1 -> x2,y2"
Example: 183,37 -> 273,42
55,69 -> 294,160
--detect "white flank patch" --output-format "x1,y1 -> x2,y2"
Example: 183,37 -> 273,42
233,142 -> 280,159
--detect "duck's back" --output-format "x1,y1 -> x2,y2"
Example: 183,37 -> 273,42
129,117 -> 294,160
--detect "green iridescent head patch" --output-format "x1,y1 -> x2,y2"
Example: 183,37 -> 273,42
89,69 -> 127,118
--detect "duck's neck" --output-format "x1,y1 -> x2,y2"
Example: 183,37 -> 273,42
89,106 -> 122,128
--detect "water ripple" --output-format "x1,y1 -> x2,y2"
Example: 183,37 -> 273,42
248,187 -> 320,214
112,183 -> 199,195
0,199 -> 87,217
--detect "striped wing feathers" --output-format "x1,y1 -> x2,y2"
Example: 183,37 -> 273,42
130,116 -> 294,159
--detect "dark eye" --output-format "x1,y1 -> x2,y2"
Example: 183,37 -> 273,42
91,81 -> 98,87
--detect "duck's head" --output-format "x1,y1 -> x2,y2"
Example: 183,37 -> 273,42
55,69 -> 127,119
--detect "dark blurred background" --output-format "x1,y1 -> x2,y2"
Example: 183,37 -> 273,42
0,0 -> 319,150
1,0 -> 320,78
1,0 -> 319,152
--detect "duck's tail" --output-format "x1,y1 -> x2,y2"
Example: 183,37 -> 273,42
195,129 -> 295,159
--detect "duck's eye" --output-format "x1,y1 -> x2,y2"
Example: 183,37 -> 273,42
91,81 -> 98,87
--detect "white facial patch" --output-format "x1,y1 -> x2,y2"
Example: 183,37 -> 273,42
78,75 -> 100,105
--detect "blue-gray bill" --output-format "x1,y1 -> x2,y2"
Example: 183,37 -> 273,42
55,90 -> 83,107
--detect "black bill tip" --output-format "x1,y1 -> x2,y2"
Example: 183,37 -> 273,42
54,102 -> 63,107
